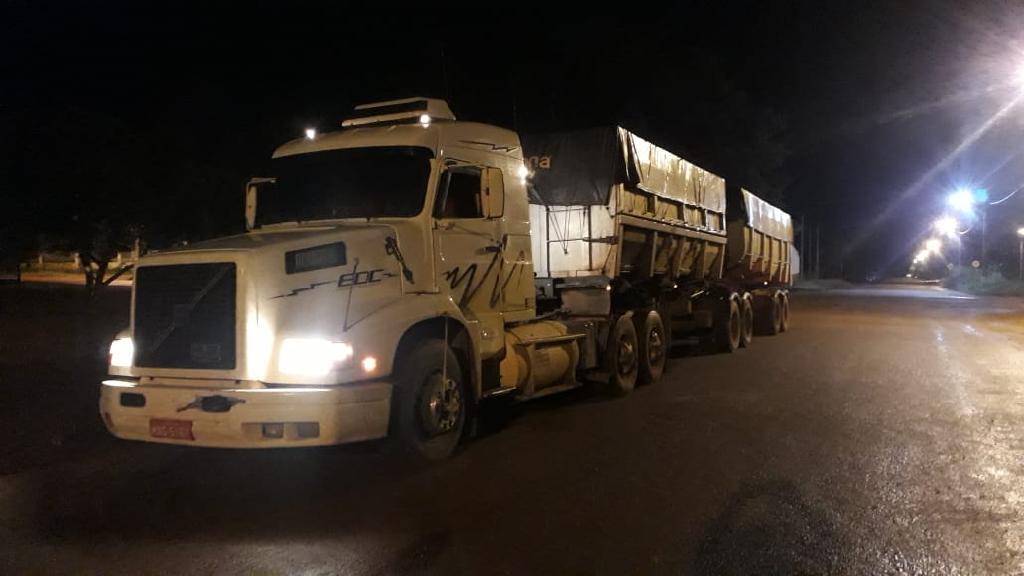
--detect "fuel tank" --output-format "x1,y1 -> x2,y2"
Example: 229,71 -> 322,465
499,321 -> 580,396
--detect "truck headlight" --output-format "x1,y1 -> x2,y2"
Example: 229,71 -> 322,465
109,337 -> 134,367
278,338 -> 354,376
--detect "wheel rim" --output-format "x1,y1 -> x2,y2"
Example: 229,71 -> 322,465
418,372 -> 462,437
618,333 -> 637,376
743,305 -> 753,340
647,326 -> 665,367
730,308 -> 741,343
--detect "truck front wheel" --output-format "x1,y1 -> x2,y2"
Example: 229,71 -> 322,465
392,339 -> 466,462
636,309 -> 667,385
606,315 -> 639,396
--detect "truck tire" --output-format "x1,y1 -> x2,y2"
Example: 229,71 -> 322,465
635,309 -> 667,385
715,297 -> 742,353
740,295 -> 754,348
392,339 -> 466,462
755,294 -> 781,336
606,314 -> 639,396
779,292 -> 790,332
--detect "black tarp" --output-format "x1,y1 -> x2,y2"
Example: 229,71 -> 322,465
521,127 -> 726,216
521,127 -> 635,206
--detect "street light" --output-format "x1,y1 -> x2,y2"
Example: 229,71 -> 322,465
1017,227 -> 1024,281
933,216 -> 958,238
948,189 -> 976,214
947,187 -> 990,268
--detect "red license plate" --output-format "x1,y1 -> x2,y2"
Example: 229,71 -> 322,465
150,418 -> 194,440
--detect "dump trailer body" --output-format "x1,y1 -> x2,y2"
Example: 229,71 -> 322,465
522,127 -> 728,286
725,188 -> 793,286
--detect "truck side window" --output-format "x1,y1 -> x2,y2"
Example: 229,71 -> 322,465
435,167 -> 483,219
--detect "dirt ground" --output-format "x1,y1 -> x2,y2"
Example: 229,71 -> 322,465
0,283 -> 129,474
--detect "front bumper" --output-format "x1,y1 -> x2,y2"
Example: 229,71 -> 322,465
100,379 -> 392,448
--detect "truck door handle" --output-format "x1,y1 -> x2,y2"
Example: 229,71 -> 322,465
484,245 -> 501,253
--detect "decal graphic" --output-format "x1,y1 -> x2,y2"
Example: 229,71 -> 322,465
271,259 -> 397,299
337,268 -> 396,287
385,236 -> 414,283
443,249 -> 529,309
457,140 -> 519,153
270,280 -> 335,299
443,264 -> 478,307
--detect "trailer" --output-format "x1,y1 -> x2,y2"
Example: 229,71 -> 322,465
523,127 -> 792,369
99,99 -> 793,461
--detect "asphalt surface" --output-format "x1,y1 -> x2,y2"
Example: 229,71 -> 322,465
2,283 -> 1024,574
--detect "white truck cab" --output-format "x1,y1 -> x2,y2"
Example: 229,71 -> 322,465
101,98 -> 547,460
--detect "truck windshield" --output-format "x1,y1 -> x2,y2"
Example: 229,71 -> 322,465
257,146 -> 433,224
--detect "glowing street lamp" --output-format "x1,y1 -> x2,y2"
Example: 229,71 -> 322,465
948,188 -> 976,214
933,216 -> 958,238
304,127 -> 317,140
1017,227 -> 1024,281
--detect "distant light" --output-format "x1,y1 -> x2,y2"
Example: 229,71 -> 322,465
948,189 -> 975,214
925,238 -> 942,253
361,356 -> 378,373
1017,227 -> 1024,237
915,249 -> 931,263
305,128 -> 317,140
419,114 -> 431,126
933,216 -> 958,238
906,273 -> 912,278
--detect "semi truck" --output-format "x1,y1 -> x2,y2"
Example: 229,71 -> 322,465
101,98 -> 792,461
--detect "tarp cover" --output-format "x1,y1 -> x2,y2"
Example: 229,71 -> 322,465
521,126 -> 726,214
741,188 -> 793,242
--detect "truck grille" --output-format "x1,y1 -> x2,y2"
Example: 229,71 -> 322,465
134,263 -> 237,370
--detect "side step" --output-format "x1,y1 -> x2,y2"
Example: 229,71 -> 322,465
481,381 -> 583,401
520,382 -> 582,401
481,386 -> 518,400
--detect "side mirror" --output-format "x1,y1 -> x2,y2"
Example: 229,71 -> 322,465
244,177 -> 275,231
245,185 -> 257,231
483,167 -> 505,219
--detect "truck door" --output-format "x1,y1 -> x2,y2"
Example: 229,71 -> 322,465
433,162 -> 506,358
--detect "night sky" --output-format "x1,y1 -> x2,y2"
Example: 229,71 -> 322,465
3,1 -> 1024,279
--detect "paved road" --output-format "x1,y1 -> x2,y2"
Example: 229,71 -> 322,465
2,284 -> 1024,574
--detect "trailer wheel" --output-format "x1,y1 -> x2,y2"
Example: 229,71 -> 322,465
755,294 -> 781,336
392,339 -> 466,462
635,309 -> 667,385
779,292 -> 791,332
715,297 -> 742,353
606,315 -> 639,396
739,295 -> 754,348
